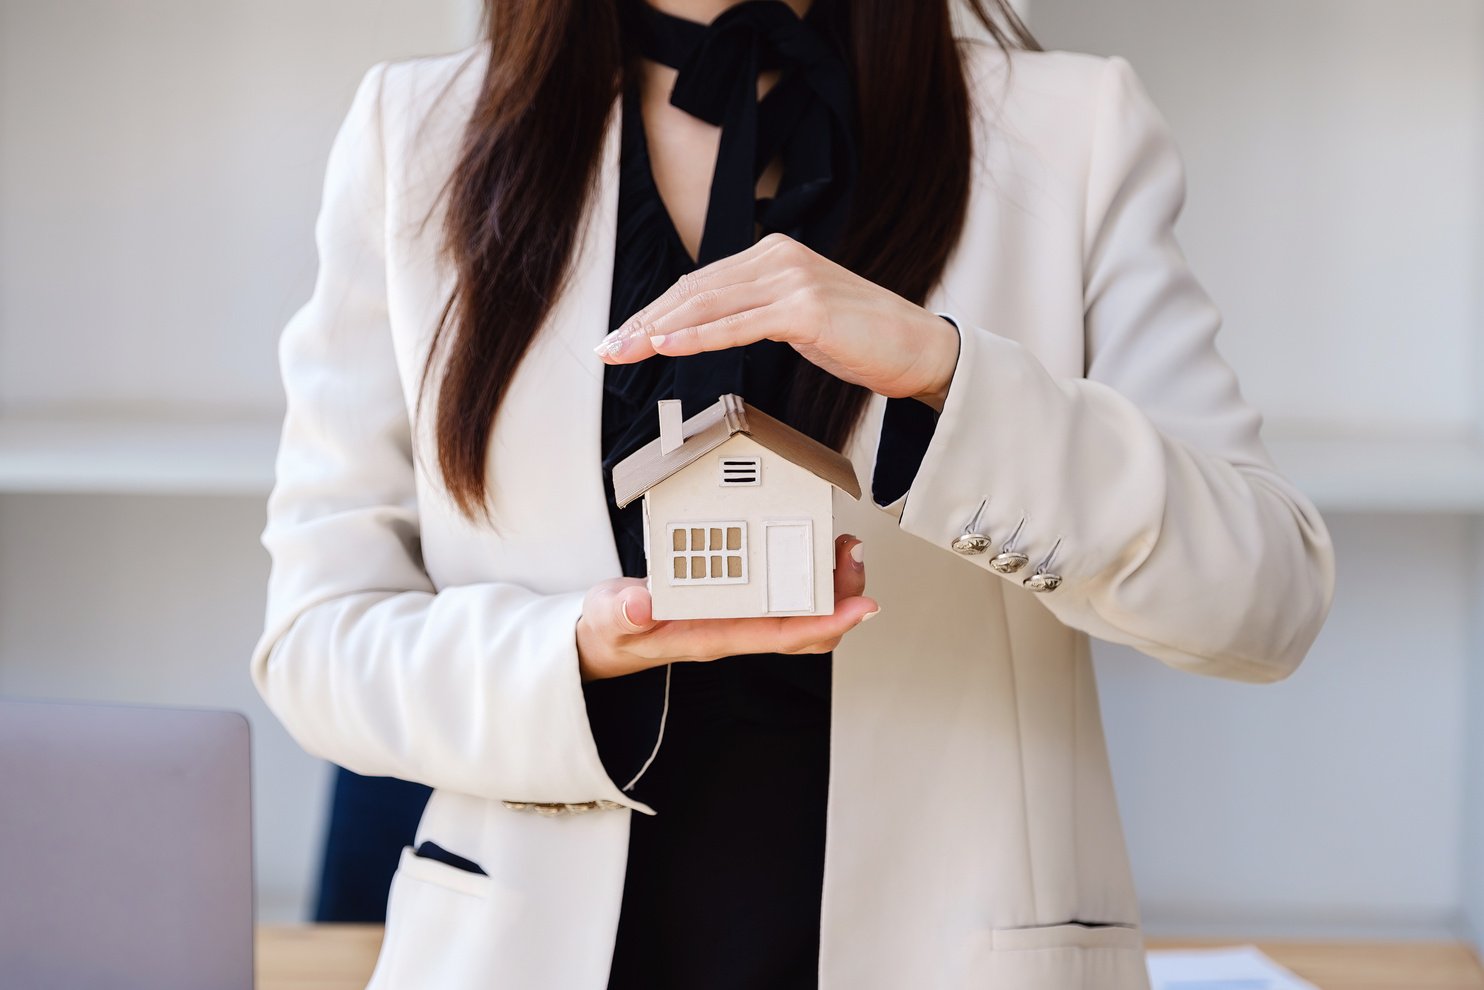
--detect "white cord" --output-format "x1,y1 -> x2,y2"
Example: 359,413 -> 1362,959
622,662 -> 672,792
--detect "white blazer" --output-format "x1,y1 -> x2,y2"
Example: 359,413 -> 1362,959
251,35 -> 1335,990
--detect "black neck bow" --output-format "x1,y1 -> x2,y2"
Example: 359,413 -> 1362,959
622,0 -> 857,265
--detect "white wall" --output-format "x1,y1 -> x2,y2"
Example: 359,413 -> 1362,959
0,0 -> 478,418
1027,0 -> 1484,436
1029,0 -> 1484,939
0,0 -> 478,922
1096,513 -> 1470,938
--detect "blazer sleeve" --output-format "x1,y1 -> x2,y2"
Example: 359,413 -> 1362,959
249,62 -> 653,814
874,55 -> 1336,684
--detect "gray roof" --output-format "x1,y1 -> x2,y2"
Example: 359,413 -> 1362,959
612,393 -> 863,508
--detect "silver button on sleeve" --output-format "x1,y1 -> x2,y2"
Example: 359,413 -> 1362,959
989,516 -> 1029,574
951,497 -> 992,555
1023,536 -> 1064,592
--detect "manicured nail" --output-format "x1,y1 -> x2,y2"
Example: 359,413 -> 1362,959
859,608 -> 880,622
650,333 -> 668,348
620,600 -> 638,630
594,333 -> 625,358
849,542 -> 865,565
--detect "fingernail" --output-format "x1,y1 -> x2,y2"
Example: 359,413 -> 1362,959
859,608 -> 880,622
620,600 -> 637,630
650,333 -> 668,348
849,541 -> 865,566
594,333 -> 626,358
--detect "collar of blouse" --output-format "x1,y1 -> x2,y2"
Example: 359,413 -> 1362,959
619,0 -> 858,267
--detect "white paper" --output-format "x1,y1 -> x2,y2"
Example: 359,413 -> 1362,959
1146,944 -> 1320,990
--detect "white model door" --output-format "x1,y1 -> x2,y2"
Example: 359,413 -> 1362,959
765,521 -> 814,613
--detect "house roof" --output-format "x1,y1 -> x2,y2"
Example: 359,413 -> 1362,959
612,393 -> 863,508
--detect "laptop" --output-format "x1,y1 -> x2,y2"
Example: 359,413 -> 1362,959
0,698 -> 254,989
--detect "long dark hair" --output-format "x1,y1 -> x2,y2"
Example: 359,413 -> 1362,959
419,0 -> 1039,523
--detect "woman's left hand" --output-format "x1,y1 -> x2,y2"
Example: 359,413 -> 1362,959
594,232 -> 960,411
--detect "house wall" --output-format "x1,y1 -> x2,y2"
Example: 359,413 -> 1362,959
643,434 -> 835,620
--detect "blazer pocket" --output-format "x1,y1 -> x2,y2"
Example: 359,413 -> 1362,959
990,921 -> 1145,952
396,843 -> 496,899
412,840 -> 488,877
368,846 -> 526,989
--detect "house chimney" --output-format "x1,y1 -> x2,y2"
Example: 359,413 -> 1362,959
658,399 -> 684,454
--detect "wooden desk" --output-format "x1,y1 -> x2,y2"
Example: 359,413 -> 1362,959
1146,937 -> 1484,990
255,925 -> 1484,990
258,925 -> 384,990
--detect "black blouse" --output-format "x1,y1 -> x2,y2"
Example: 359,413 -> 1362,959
582,2 -> 940,986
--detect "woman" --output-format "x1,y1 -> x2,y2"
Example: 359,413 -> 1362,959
251,0 -> 1335,988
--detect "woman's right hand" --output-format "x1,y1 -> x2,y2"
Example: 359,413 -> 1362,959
577,533 -> 878,681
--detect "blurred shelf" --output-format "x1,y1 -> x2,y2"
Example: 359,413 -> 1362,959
1264,430 -> 1484,514
0,412 -> 281,496
1,411 -> 1481,511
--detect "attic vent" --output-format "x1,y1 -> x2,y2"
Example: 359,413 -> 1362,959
720,457 -> 760,486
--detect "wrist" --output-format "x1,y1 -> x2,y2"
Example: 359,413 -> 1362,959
576,616 -> 614,682
912,311 -> 960,412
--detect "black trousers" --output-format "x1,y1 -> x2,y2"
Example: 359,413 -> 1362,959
602,655 -> 831,990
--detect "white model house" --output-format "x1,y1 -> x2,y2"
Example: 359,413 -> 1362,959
612,394 -> 862,620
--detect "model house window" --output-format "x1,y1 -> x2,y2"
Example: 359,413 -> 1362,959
719,457 -> 760,486
668,522 -> 747,584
